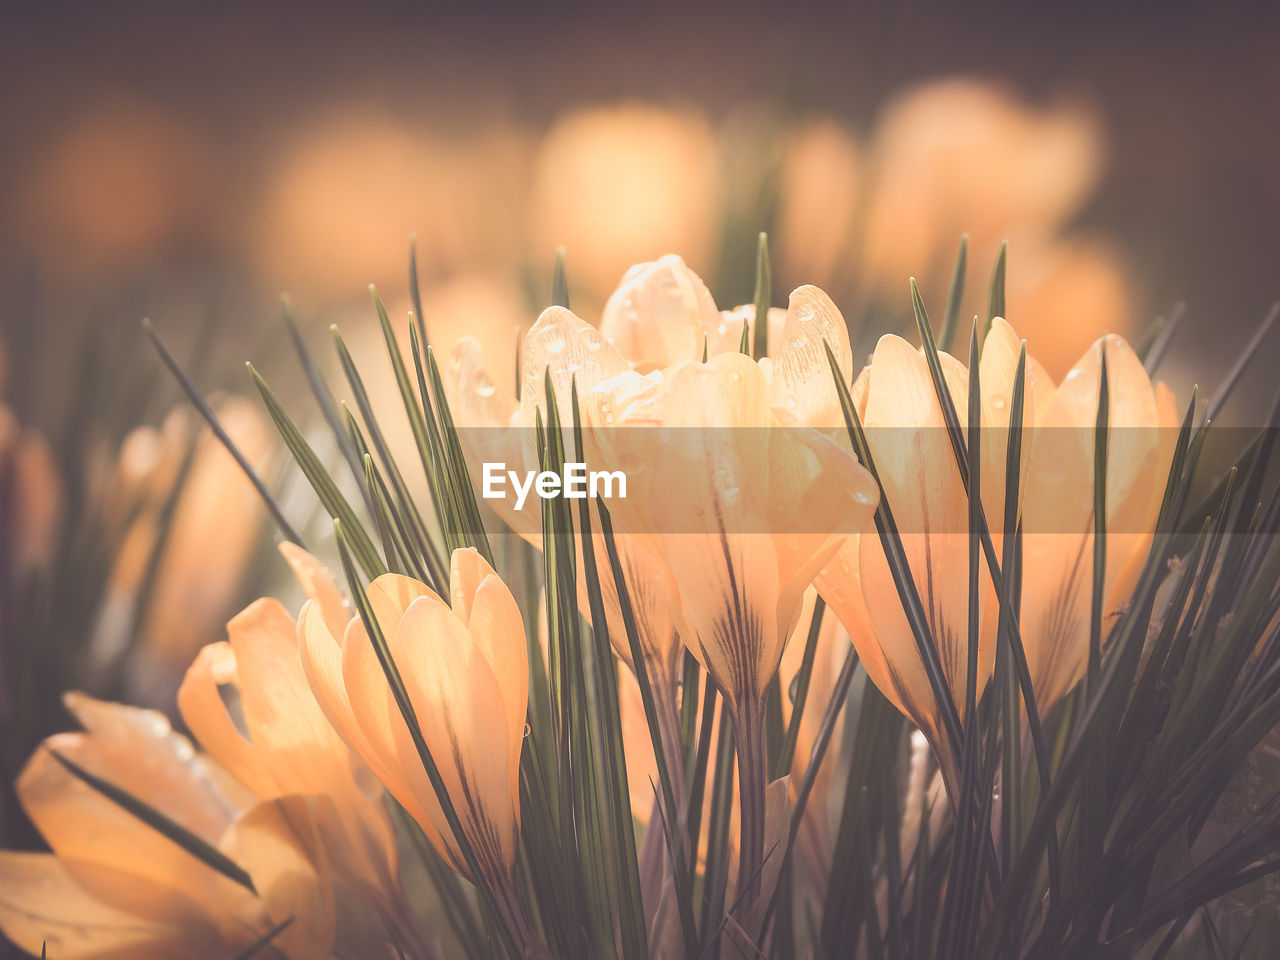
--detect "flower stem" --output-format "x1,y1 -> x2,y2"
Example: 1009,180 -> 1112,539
732,694 -> 768,936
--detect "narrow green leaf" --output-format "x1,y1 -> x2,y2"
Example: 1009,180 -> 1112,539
144,320 -> 307,547
774,596 -> 826,778
231,918 -> 295,959
999,347 -> 1028,878
246,362 -> 382,578
1204,302 -> 1277,423
281,300 -> 370,509
331,325 -> 448,590
823,339 -> 963,757
938,234 -> 968,353
369,285 -> 456,566
426,345 -> 495,564
752,232 -> 771,359
985,240 -> 1007,335
1140,302 -> 1184,375
408,236 -> 427,347
552,247 -> 570,309
1089,341 -> 1110,689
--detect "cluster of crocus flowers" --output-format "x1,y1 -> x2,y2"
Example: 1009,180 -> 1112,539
177,543 -> 423,955
774,79 -> 1132,377
0,540 -> 533,958
450,254 -> 880,931
0,239 -> 1182,958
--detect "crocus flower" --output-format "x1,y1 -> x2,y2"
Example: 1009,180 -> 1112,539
1019,333 -> 1179,710
296,548 -> 528,901
0,693 -> 333,959
814,318 -> 1041,792
178,543 -> 420,953
573,292 -> 877,927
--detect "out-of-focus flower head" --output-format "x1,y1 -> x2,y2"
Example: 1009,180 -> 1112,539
0,405 -> 62,582
0,693 -> 334,958
860,78 -> 1104,301
99,398 -> 271,699
776,118 -> 862,291
250,108 -> 530,299
15,95 -> 216,278
531,104 -> 719,308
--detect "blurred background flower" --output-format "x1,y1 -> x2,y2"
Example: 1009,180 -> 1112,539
3,2 -> 1277,411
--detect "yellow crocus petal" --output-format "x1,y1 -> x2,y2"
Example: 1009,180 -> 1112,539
390,596 -> 520,878
296,601 -> 385,784
278,542 -> 351,641
222,797 -> 335,960
224,599 -> 354,795
817,538 -> 921,724
764,421 -> 879,645
449,549 -> 529,794
716,304 -> 787,359
1020,334 -> 1173,709
519,305 -> 630,431
769,285 -> 854,429
338,615 -> 437,840
861,335 -> 981,704
178,643 -> 278,799
0,852 -> 217,960
599,254 -> 722,371
365,572 -> 443,638
58,693 -> 235,841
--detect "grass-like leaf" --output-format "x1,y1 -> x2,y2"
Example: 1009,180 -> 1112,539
231,917 -> 294,959
247,362 -> 383,578
938,234 -> 968,353
752,232 -> 771,360
143,319 -> 307,547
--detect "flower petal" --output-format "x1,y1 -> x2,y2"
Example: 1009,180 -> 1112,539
278,543 -> 350,641
770,285 -> 853,428
0,852 -> 217,960
600,254 -> 721,371
390,597 -> 519,878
